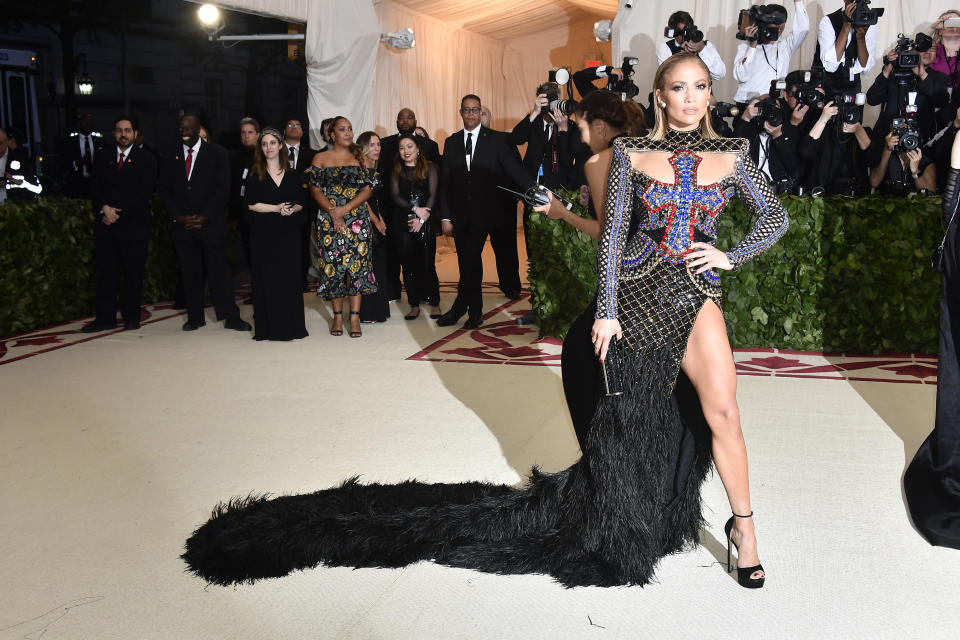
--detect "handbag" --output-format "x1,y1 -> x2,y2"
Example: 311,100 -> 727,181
601,335 -> 624,397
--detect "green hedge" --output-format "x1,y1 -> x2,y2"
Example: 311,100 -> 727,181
0,197 -> 180,336
527,193 -> 943,355
525,188 -> 598,339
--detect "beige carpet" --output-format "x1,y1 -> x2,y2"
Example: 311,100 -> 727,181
1,237 -> 957,640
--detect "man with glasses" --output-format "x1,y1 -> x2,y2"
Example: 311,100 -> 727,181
437,95 -> 531,329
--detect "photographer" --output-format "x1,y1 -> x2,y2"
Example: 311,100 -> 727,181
867,41 -> 948,143
814,0 -> 880,95
870,122 -> 937,194
733,2 -> 809,108
733,89 -> 805,186
572,65 -> 624,99
657,11 -> 726,80
800,100 -> 874,195
510,83 -> 575,190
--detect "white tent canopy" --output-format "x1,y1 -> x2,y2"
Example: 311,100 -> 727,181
190,0 -> 960,146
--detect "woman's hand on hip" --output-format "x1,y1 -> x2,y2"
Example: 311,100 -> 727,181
684,242 -> 732,274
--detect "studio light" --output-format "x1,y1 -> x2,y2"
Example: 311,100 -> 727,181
594,20 -> 612,42
198,4 -> 225,37
380,28 -> 415,50
198,4 -> 220,26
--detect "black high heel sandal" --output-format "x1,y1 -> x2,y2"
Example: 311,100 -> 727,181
329,310 -> 343,336
348,311 -> 362,338
724,511 -> 765,589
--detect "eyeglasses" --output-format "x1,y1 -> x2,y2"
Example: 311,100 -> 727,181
460,107 -> 481,114
286,123 -> 302,128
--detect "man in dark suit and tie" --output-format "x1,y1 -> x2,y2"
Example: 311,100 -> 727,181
160,113 -> 251,332
283,117 -> 318,289
378,108 -> 442,301
63,113 -> 104,198
81,116 -> 158,332
436,95 -> 531,329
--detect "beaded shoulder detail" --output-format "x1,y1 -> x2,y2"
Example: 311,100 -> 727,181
595,129 -> 788,321
615,130 -> 748,155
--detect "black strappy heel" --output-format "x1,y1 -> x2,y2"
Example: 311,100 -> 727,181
348,311 -> 362,338
724,511 -> 765,589
330,310 -> 343,336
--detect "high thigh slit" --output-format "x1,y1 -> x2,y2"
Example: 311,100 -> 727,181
183,128 -> 788,588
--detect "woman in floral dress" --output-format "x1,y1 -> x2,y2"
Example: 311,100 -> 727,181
306,116 -> 377,338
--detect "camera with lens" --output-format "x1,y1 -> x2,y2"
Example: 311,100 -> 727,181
539,81 -> 561,116
775,176 -> 799,196
831,92 -> 866,135
784,70 -> 825,107
892,109 -> 921,151
665,23 -> 704,44
892,32 -> 933,74
752,80 -> 787,127
736,4 -> 789,45
845,0 -> 884,27
608,57 -> 640,100
712,102 -> 740,119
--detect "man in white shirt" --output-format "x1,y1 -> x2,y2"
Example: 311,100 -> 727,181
657,10 -> 726,80
733,2 -> 809,106
814,0 -> 879,95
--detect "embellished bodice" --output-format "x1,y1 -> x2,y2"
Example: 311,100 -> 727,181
596,128 -> 788,321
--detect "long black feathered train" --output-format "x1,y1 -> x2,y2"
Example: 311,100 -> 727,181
182,344 -> 712,588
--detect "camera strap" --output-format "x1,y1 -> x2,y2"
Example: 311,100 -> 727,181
762,45 -> 779,75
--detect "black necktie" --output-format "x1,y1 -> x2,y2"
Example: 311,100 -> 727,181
465,132 -> 473,169
289,146 -> 296,168
86,137 -> 93,161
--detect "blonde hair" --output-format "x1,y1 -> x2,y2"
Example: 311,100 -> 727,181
648,53 -> 720,141
934,9 -> 960,44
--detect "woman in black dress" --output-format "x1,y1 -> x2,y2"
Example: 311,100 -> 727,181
357,131 -> 390,323
184,56 -> 786,590
390,134 -> 441,320
244,128 -> 307,341
904,127 -> 960,550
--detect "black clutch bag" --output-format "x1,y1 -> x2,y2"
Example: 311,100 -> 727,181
601,335 -> 624,396
932,245 -> 945,273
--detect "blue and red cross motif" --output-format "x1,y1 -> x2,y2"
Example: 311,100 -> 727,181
639,150 -> 727,263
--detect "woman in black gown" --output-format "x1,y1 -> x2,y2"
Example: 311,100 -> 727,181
904,128 -> 960,550
244,128 -> 307,341
531,90 -> 644,446
184,55 -> 785,589
357,131 -> 390,324
390,134 -> 441,320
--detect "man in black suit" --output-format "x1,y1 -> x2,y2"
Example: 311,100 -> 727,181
437,95 -> 531,329
81,116 -> 158,332
283,117 -> 318,289
63,113 -> 104,198
229,116 -> 259,304
509,83 -> 575,190
159,114 -> 251,332
378,108 -> 442,301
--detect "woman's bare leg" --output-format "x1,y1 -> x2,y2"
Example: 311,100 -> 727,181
331,297 -> 344,332
348,294 -> 362,333
680,300 -> 764,579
